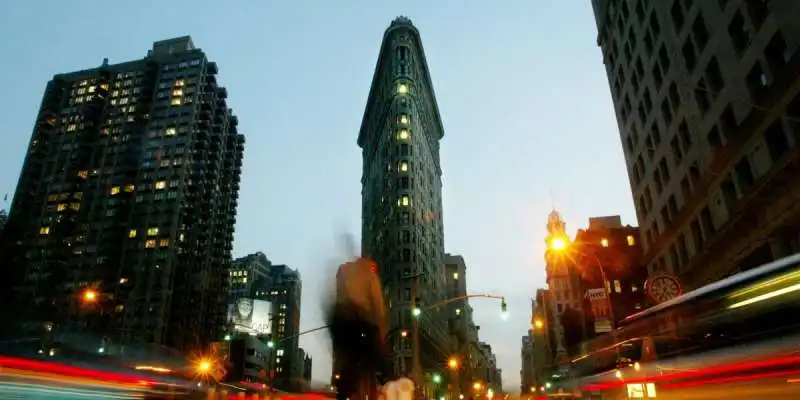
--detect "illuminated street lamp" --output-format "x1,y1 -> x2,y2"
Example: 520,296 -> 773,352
549,237 -> 568,251
472,381 -> 483,391
196,359 -> 211,373
447,357 -> 459,370
401,329 -> 408,338
533,317 -> 544,329
82,289 -> 98,302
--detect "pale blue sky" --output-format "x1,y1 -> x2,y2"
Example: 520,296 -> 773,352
0,0 -> 636,390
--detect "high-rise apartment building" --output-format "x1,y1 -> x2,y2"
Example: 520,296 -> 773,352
358,17 -> 449,378
592,0 -> 800,289
1,36 -> 244,352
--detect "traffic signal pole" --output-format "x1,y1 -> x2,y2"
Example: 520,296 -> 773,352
411,274 -> 422,394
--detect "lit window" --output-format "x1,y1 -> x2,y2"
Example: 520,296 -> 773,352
396,83 -> 409,94
99,83 -> 109,91
170,98 -> 182,106
155,181 -> 167,190
626,235 -> 635,246
600,238 -> 609,247
165,127 -> 177,136
39,226 -> 50,235
145,240 -> 156,249
74,192 -> 83,200
159,239 -> 169,247
396,129 -> 410,140
147,227 -> 159,236
174,79 -> 185,87
124,184 -> 135,193
110,186 -> 120,195
397,195 -> 411,207
398,114 -> 410,125
453,272 -> 459,280
69,203 -> 80,211
77,170 -> 88,179
172,89 -> 183,97
398,161 -> 409,172
128,229 -> 137,238
57,204 -> 67,212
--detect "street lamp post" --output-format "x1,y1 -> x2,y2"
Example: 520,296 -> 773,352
547,238 -> 617,330
448,357 -> 459,400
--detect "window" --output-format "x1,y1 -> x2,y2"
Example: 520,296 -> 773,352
627,235 -> 636,246
165,127 -> 177,136
397,195 -> 411,207
57,204 -> 67,212
159,239 -> 170,247
147,227 -> 159,236
396,129 -> 410,141
453,272 -> 459,280
398,114 -> 410,125
398,161 -> 409,172
78,170 -> 88,179
396,83 -> 409,94
155,181 -> 167,190
110,186 -> 120,195
145,240 -> 156,249
124,184 -> 135,193
174,79 -> 185,87
128,229 -> 137,238
70,203 -> 80,211
601,238 -> 609,247
39,226 -> 50,235
170,98 -> 182,106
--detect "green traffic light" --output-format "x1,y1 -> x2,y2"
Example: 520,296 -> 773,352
412,307 -> 421,317
267,340 -> 275,348
432,374 -> 441,384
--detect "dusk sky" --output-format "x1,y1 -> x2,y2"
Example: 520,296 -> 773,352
0,0 -> 636,389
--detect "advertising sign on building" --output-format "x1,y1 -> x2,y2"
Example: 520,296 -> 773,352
586,288 -> 612,333
228,297 -> 273,335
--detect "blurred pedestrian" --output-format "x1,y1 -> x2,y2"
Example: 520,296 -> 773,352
328,257 -> 391,400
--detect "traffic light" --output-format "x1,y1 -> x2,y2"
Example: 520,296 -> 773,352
500,298 -> 508,319
412,297 -> 421,317
432,373 -> 442,384
267,340 -> 275,348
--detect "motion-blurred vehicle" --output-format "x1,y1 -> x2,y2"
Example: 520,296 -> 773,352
555,253 -> 800,399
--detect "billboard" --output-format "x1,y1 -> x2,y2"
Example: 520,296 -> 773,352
228,297 -> 272,335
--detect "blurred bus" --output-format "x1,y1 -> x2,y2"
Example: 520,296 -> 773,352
556,253 -> 800,399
